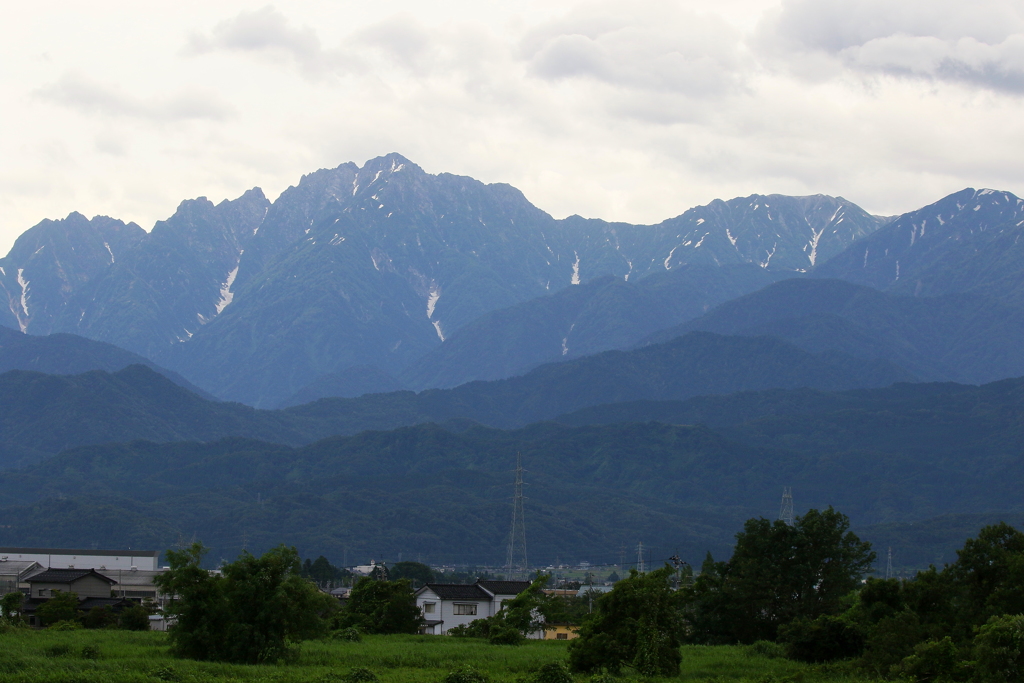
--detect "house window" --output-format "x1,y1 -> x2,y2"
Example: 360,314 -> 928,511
453,603 -> 477,615
423,603 -> 436,614
556,633 -> 568,640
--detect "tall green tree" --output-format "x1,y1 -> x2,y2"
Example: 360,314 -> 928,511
1,591 -> 23,620
155,542 -> 336,663
685,507 -> 875,643
37,591 -> 81,627
336,576 -> 424,634
568,566 -> 684,676
389,561 -> 433,587
945,522 -> 1024,639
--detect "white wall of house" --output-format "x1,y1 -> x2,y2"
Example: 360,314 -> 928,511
416,588 -> 488,635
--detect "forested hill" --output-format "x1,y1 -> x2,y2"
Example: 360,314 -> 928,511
0,330 -> 913,467
2,370 -> 1024,569
640,278 -> 1024,385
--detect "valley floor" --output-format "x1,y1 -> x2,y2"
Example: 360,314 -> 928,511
0,631 -> 881,683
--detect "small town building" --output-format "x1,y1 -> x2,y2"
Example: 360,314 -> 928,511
0,560 -> 42,595
26,568 -> 117,599
543,623 -> 579,640
0,547 -> 160,571
19,568 -> 137,627
414,579 -> 533,635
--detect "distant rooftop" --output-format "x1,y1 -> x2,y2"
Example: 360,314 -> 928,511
27,568 -> 116,585
0,547 -> 159,559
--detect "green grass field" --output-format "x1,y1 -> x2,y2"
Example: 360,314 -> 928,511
0,631 -> 881,683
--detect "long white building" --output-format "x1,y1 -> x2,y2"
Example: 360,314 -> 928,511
0,547 -> 160,571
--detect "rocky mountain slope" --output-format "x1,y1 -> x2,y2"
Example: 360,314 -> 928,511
1,154 -> 884,405
815,188 -> 1024,300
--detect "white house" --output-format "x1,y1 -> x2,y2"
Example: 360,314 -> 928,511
414,580 -> 533,635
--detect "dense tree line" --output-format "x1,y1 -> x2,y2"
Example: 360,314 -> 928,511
567,509 -> 1024,680
148,510 -> 1024,680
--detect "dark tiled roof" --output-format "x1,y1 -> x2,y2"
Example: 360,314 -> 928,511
423,584 -> 492,600
27,568 -> 115,585
476,580 -> 532,595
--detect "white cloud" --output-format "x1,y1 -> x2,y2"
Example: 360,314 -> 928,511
3,0 -> 1024,255
35,72 -> 233,122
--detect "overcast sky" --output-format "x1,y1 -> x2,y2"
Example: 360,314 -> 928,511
3,0 -> 1024,252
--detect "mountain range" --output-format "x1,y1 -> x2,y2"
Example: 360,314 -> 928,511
0,329 -> 910,468
0,154 -> 884,406
3,155 -> 1024,569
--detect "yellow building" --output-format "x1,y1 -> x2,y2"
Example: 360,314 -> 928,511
543,623 -> 579,640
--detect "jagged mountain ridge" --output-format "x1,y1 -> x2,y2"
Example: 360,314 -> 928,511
815,188 -> 1024,299
0,212 -> 145,335
1,154 -> 885,405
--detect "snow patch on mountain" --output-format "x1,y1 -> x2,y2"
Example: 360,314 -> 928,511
216,265 -> 240,315
571,251 -> 581,285
432,320 -> 445,341
16,268 -> 30,321
561,322 -> 576,356
103,242 -> 115,263
427,284 -> 441,319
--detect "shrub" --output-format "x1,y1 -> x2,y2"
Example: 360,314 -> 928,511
332,626 -> 363,642
80,645 -> 101,660
38,591 -> 81,627
81,606 -> 116,629
859,611 -> 922,677
442,666 -> 490,683
47,619 -> 83,631
894,636 -> 971,683
568,567 -> 683,675
152,666 -> 180,681
119,604 -> 151,631
448,620 -> 490,638
341,667 -> 380,683
44,644 -> 73,658
973,614 -> 1024,683
746,640 -> 786,659
489,624 -> 525,645
532,662 -> 573,683
779,615 -> 864,663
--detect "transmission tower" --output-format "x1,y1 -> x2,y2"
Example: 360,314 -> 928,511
779,487 -> 794,526
636,541 -> 645,573
504,453 -> 528,580
886,547 -> 893,580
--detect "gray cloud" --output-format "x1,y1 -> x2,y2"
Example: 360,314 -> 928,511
352,15 -> 435,74
521,1 -> 746,98
760,0 -> 1024,93
186,5 -> 361,76
35,72 -> 233,122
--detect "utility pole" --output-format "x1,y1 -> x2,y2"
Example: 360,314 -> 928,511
504,453 -> 528,580
636,541 -> 645,574
587,571 -> 594,614
886,547 -> 893,580
779,487 -> 794,526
